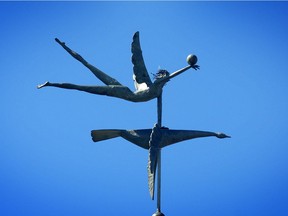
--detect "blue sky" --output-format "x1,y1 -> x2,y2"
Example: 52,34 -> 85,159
1,1 -> 288,216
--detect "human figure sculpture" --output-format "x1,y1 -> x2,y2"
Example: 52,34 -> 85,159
37,32 -> 199,102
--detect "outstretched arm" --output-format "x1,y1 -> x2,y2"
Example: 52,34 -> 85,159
155,54 -> 200,84
55,38 -> 122,86
154,65 -> 193,85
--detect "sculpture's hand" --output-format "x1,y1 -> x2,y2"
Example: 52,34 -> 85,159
192,65 -> 200,70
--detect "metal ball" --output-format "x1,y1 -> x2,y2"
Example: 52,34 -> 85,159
186,54 -> 198,66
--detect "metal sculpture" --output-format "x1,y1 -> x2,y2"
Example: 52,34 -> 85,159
91,125 -> 230,198
91,127 -> 230,150
38,32 -> 230,216
37,32 -> 199,102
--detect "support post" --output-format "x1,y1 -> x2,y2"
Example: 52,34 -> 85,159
157,94 -> 162,126
153,94 -> 165,216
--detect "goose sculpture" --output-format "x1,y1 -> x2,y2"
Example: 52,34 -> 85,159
91,126 -> 230,149
91,123 -> 230,199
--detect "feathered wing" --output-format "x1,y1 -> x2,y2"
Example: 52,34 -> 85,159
91,130 -> 123,142
148,147 -> 157,200
131,31 -> 152,91
147,124 -> 162,200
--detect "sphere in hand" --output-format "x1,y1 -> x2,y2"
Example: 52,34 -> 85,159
186,54 -> 198,66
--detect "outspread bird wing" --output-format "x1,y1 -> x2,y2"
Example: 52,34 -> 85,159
131,31 -> 152,90
147,124 -> 162,200
91,130 -> 122,142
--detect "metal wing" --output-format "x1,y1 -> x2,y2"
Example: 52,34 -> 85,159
148,146 -> 157,200
147,124 -> 162,200
131,31 -> 152,90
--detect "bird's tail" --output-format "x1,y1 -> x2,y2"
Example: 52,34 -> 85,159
91,130 -> 123,142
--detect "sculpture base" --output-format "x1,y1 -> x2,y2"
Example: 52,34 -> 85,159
152,210 -> 165,216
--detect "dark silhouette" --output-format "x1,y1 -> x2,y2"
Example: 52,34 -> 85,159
91,127 -> 230,150
37,32 -> 199,102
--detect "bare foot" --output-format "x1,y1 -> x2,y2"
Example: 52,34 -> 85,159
216,133 -> 231,139
37,81 -> 49,89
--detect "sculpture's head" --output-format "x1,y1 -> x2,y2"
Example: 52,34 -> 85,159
153,69 -> 170,80
216,133 -> 231,139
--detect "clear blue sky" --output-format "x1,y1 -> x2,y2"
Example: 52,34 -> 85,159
1,1 -> 288,216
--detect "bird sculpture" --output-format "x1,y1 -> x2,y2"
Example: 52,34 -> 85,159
37,32 -> 199,102
91,126 -> 230,150
91,124 -> 230,199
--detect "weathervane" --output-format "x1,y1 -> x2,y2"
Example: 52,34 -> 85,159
38,32 -> 230,216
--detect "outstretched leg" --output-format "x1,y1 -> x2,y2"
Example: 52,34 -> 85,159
55,38 -> 122,86
37,82 -> 138,102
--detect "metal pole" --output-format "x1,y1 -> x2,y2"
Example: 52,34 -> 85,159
157,149 -> 162,213
153,94 -> 165,216
157,94 -> 162,126
157,94 -> 162,213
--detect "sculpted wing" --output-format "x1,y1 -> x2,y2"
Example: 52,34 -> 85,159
131,31 -> 152,90
147,124 -> 163,200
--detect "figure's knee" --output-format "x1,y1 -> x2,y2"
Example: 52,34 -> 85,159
105,85 -> 136,101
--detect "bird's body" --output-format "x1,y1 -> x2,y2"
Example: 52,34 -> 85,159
91,128 -> 230,149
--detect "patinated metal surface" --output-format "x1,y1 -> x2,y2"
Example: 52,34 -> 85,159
37,32 -> 199,103
91,128 -> 230,150
38,32 -> 230,216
